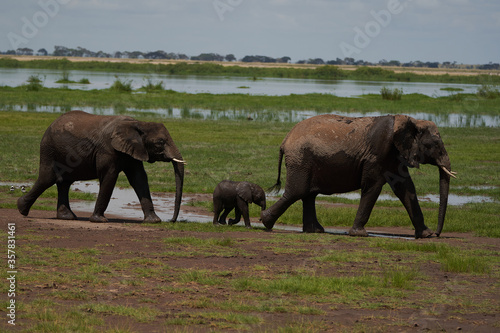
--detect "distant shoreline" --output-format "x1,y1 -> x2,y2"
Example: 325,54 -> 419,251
2,55 -> 498,77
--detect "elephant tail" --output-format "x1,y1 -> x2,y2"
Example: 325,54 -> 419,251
267,146 -> 284,194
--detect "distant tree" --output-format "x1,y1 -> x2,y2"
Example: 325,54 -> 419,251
307,58 -> 325,65
177,53 -> 189,60
16,48 -> 33,55
191,53 -> 224,61
145,50 -> 167,59
128,51 -> 145,59
37,48 -> 48,56
53,45 -> 70,56
5,50 -> 16,55
343,57 -> 355,65
386,60 -> 400,66
327,58 -> 343,65
277,56 -> 291,63
225,54 -> 236,62
242,55 -> 276,63
296,60 -> 306,64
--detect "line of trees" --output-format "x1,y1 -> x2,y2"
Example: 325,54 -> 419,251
1,46 -> 498,70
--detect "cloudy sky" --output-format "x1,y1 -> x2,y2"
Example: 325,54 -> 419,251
1,0 -> 499,64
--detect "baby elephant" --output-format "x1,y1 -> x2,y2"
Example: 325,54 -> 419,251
213,180 -> 266,228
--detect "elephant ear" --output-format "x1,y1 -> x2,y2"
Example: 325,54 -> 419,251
236,182 -> 253,203
111,120 -> 149,161
393,115 -> 420,168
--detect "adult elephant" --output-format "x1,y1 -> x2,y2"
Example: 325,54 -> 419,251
18,110 -> 185,223
261,114 -> 456,238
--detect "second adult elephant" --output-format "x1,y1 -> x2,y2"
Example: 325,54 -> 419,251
18,110 -> 185,223
261,114 -> 456,238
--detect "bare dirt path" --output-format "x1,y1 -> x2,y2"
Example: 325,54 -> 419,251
1,206 -> 499,332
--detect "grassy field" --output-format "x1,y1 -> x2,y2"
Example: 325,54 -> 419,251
2,57 -> 500,84
0,110 -> 499,237
1,84 -> 500,117
0,86 -> 499,330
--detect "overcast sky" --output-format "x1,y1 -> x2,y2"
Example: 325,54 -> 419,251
1,0 -> 499,64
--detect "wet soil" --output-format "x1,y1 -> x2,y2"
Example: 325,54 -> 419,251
1,203 -> 499,332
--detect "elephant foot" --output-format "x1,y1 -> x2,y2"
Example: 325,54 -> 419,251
228,219 -> 239,226
17,197 -> 30,216
260,211 -> 275,230
143,213 -> 162,224
90,214 -> 108,223
303,222 -> 325,233
57,206 -> 77,220
349,227 -> 369,237
415,228 -> 434,239
303,226 -> 325,233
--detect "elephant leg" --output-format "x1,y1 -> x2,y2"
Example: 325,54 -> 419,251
349,183 -> 384,237
228,206 -> 242,226
123,163 -> 161,223
302,194 -> 324,233
233,198 -> 251,228
389,174 -> 432,238
219,206 -> 233,225
90,171 -> 119,223
213,200 -> 223,226
17,165 -> 56,216
261,192 -> 300,230
56,181 -> 77,220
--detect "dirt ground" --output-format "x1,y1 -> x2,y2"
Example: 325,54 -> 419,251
1,201 -> 499,332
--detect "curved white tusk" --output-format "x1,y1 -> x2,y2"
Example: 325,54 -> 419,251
172,158 -> 187,165
441,166 -> 457,179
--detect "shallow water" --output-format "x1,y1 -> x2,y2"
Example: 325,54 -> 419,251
0,67 -> 481,97
4,105 -> 499,127
4,182 -> 495,224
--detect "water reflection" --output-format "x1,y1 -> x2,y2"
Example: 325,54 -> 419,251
0,68 -> 481,97
3,104 -> 499,127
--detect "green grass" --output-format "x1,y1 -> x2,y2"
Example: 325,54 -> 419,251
0,110 -> 499,237
2,57 -> 500,84
1,84 -> 500,116
7,219 -> 499,331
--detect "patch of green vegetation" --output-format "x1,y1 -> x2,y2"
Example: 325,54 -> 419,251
109,77 -> 133,93
380,86 -> 403,100
2,58 -> 499,84
2,85 -> 500,116
440,87 -> 464,92
477,83 -> 500,99
24,74 -> 45,91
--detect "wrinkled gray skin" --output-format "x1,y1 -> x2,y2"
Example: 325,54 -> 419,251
18,110 -> 185,223
261,114 -> 455,238
213,180 -> 266,228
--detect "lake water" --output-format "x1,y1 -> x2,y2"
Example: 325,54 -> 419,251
1,67 -> 497,127
0,67 -> 481,97
6,104 -> 500,127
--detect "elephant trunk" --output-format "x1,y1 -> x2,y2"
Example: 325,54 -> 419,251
170,153 -> 185,223
436,157 -> 454,237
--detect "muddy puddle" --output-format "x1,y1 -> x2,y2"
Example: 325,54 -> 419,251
5,181 -> 496,239
4,181 -> 495,222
